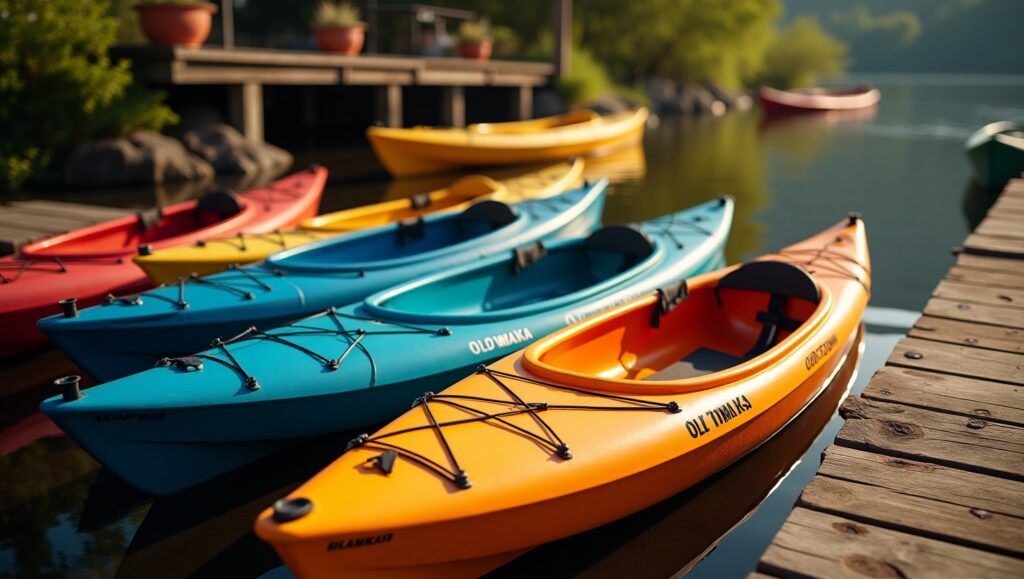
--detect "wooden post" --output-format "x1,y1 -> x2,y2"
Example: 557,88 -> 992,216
375,84 -> 403,128
553,0 -> 572,78
513,85 -> 533,120
441,86 -> 465,128
221,0 -> 234,49
227,82 -> 264,143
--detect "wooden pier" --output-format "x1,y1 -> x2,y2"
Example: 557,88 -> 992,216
754,179 -> 1024,577
0,200 -> 132,256
115,46 -> 554,142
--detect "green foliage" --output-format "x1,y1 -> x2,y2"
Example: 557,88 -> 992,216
0,0 -> 177,192
758,17 -> 848,89
458,20 -> 490,42
556,48 -> 612,105
313,1 -> 363,28
138,0 -> 212,5
577,0 -> 782,89
490,25 -> 519,58
109,0 -> 145,44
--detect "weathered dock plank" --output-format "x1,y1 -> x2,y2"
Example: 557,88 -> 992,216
758,508 -> 1024,578
797,476 -> 1024,556
964,233 -> 1024,259
910,315 -> 1023,353
0,200 -> 132,256
862,367 -> 1024,425
836,397 -> 1024,481
955,252 -> 1024,274
818,446 -> 1024,518
945,265 -> 1024,290
887,337 -> 1024,385
933,279 -> 1024,310
922,297 -> 1024,329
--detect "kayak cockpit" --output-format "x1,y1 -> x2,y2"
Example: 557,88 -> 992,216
524,260 -> 829,393
363,225 -> 660,323
266,199 -> 522,272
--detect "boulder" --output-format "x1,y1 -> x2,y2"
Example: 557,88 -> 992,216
63,131 -> 214,187
183,124 -> 293,177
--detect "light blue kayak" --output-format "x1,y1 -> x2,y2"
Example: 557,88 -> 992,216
38,182 -> 608,383
41,197 -> 734,495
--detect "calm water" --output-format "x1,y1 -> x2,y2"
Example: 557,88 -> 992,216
2,75 -> 1022,578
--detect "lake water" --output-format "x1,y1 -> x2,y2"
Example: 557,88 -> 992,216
2,75 -> 1022,578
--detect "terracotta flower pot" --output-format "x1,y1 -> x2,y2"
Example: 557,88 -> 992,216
315,24 -> 366,55
134,3 -> 218,49
459,39 -> 493,61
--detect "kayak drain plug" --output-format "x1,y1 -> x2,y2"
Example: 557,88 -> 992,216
59,298 -> 78,318
56,375 -> 82,402
272,497 -> 313,523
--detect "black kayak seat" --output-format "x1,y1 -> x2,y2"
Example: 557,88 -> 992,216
460,200 -> 517,228
584,225 -> 655,269
136,206 -> 164,232
195,188 -> 243,221
718,260 -> 820,359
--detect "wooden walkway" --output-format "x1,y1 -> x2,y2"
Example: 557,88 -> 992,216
0,200 -> 132,256
755,179 -> 1024,577
116,46 -> 554,140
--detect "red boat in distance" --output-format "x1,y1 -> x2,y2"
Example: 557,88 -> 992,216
757,85 -> 880,115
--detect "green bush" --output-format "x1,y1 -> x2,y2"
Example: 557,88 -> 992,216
0,0 -> 178,193
758,17 -> 848,89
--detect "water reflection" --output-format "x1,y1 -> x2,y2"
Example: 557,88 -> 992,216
488,326 -> 864,578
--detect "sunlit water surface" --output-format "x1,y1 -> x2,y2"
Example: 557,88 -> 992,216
1,75 -> 1022,578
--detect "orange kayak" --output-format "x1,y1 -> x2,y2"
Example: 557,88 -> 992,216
255,215 -> 871,578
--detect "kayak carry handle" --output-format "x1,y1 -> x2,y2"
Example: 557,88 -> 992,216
56,375 -> 82,402
59,298 -> 78,318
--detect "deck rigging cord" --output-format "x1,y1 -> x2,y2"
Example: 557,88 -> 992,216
155,307 -> 450,391
346,365 -> 681,489
0,255 -> 128,284
767,233 -> 869,292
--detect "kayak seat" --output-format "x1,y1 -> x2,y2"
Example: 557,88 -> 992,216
459,200 -> 516,228
136,206 -> 165,232
195,188 -> 243,225
717,261 -> 820,359
583,225 -> 654,271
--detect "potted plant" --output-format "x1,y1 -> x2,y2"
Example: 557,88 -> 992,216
458,21 -> 493,61
313,1 -> 365,55
134,1 -> 218,49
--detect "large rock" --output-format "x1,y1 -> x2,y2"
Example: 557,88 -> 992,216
63,131 -> 214,187
183,124 -> 293,177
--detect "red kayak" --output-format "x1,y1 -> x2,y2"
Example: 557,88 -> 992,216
0,166 -> 327,358
758,85 -> 880,115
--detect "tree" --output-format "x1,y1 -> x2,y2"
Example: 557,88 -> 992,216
0,0 -> 177,192
576,0 -> 781,89
758,17 -> 848,89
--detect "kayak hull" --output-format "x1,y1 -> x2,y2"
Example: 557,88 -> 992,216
255,217 -> 869,577
40,183 -> 608,383
758,86 -> 880,114
965,121 -> 1024,190
133,160 -> 585,284
368,110 -> 647,178
0,167 -> 327,358
41,197 -> 733,494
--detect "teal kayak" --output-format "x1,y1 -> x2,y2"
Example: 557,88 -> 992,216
965,121 -> 1024,190
38,182 -> 607,383
41,197 -> 734,495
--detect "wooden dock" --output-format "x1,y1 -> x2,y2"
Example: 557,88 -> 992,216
0,200 -> 132,256
755,178 -> 1024,577
115,46 -> 554,141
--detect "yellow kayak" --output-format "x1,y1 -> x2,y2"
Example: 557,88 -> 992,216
368,109 -> 648,177
134,160 -> 584,284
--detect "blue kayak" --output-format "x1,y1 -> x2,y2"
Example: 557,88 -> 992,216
39,182 -> 607,383
41,197 -> 734,495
